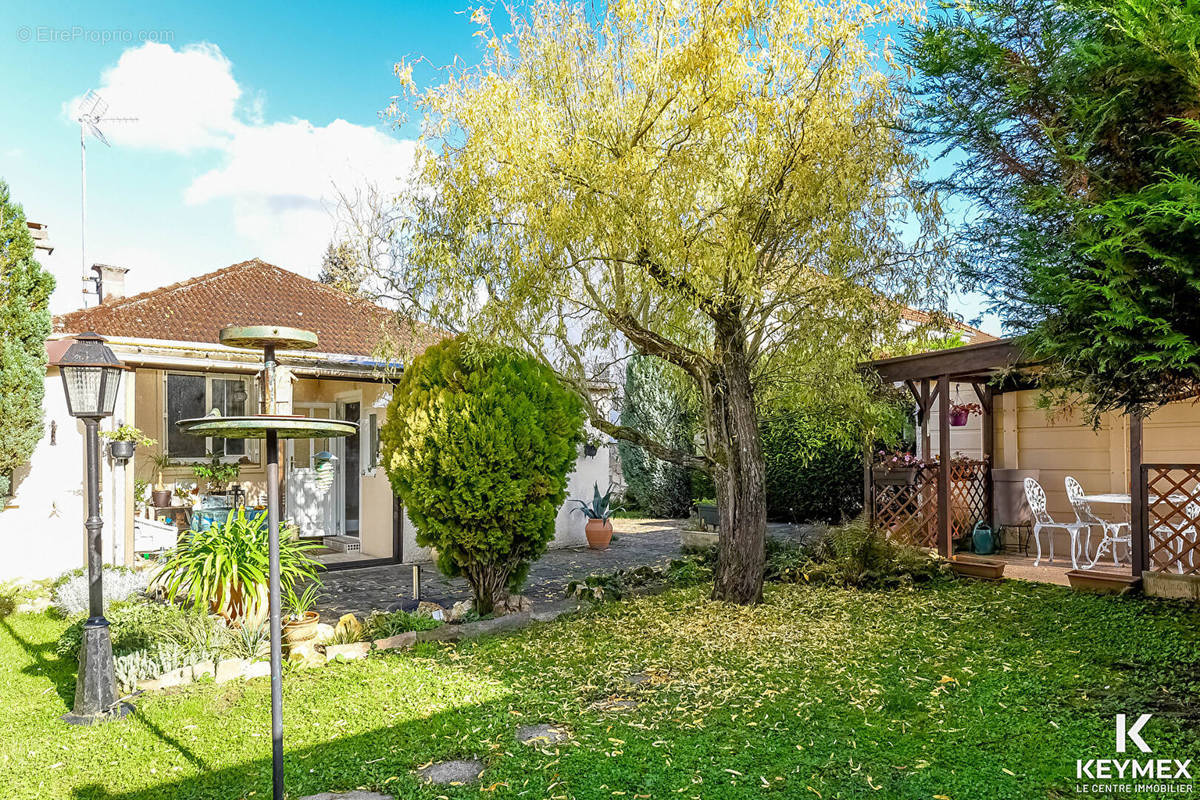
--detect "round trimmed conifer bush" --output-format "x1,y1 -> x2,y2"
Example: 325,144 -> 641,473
381,336 -> 584,613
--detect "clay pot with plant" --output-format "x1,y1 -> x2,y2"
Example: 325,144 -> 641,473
149,451 -> 175,507
572,482 -> 617,550
282,582 -> 323,646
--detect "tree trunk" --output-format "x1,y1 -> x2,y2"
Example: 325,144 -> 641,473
706,315 -> 767,605
465,562 -> 510,615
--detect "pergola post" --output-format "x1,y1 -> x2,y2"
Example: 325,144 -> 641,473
937,373 -> 952,556
974,383 -> 995,525
862,438 -> 873,521
1130,414 -> 1146,576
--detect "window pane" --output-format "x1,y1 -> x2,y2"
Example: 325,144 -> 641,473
212,378 -> 247,456
166,374 -> 206,458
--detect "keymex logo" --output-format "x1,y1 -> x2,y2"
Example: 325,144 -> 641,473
1074,714 -> 1193,795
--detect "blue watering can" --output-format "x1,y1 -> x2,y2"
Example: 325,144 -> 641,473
972,521 -> 995,555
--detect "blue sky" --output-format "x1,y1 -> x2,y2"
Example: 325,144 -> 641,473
1,0 -> 999,333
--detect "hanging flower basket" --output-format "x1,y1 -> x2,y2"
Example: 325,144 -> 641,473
948,402 -> 981,427
108,440 -> 136,461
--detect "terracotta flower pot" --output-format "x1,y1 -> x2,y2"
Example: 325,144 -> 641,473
151,488 -> 173,508
282,611 -> 320,646
585,518 -> 613,550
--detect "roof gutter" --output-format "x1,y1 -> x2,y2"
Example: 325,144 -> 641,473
47,334 -> 403,383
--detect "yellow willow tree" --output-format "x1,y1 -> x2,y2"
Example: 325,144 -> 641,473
387,0 -> 946,604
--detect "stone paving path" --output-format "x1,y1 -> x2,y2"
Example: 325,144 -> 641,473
315,518 -> 817,622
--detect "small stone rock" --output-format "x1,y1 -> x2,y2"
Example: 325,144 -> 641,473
243,660 -> 271,680
499,594 -> 532,614
313,623 -> 335,645
517,724 -> 569,745
157,667 -> 191,689
288,644 -> 325,667
215,658 -> 248,683
333,613 -> 363,642
448,598 -> 474,622
374,631 -> 416,651
300,792 -> 393,800
190,660 -> 215,681
625,672 -> 650,685
325,642 -> 370,662
136,677 -> 162,692
417,601 -> 445,621
416,759 -> 484,785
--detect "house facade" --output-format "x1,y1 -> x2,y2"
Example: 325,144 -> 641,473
1,259 -> 609,581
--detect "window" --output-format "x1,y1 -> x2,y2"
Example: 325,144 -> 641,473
164,372 -> 253,460
362,412 -> 379,474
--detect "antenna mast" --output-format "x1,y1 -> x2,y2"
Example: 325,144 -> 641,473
76,90 -> 136,307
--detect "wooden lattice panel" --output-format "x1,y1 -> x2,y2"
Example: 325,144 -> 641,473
948,460 -> 988,540
1145,466 -> 1200,576
872,466 -> 938,548
871,460 -> 989,549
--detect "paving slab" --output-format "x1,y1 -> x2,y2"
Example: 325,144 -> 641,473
417,759 -> 484,785
315,519 -> 816,622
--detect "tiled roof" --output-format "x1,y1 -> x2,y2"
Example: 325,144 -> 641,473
899,306 -> 996,344
53,258 -> 442,358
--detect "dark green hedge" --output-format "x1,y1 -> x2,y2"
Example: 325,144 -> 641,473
760,411 -> 864,524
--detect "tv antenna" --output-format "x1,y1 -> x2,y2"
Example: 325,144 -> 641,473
76,90 -> 137,306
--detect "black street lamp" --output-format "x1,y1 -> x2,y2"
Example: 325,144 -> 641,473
54,332 -> 131,724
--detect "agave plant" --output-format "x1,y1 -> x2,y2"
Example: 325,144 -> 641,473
154,507 -> 323,622
571,482 -> 616,522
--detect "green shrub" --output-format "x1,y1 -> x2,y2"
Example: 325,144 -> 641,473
155,507 -> 322,622
55,598 -> 193,658
759,410 -> 865,523
801,517 -> 950,588
618,355 -> 704,518
381,336 -> 584,614
365,610 -> 442,639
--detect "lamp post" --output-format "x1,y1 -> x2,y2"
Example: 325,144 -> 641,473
55,331 -> 131,724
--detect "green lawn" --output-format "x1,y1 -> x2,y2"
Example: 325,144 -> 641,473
2,579 -> 1197,799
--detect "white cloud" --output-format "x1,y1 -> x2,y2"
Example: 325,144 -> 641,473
186,119 -> 417,273
67,41 -> 416,278
68,42 -> 241,153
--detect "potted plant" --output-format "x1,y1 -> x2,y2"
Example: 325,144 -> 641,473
100,425 -> 155,461
572,482 -> 616,550
282,582 -> 323,646
695,498 -> 720,527
149,451 -> 175,507
948,402 -> 981,427
192,451 -> 241,497
582,434 -> 602,458
872,450 -> 926,485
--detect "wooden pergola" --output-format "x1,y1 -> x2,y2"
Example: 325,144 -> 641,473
862,338 -> 1150,574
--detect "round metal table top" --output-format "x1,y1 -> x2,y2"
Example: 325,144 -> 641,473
176,415 -> 356,440
218,325 -> 319,351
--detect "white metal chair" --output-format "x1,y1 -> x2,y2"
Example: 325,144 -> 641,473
1065,476 -> 1131,569
1024,478 -> 1091,569
1151,501 -> 1199,574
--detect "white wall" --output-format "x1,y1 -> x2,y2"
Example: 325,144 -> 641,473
0,372 -> 87,581
399,442 -> 612,563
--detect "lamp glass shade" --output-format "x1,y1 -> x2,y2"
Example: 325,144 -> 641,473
61,365 -> 123,417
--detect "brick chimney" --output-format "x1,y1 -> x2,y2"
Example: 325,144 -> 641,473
91,264 -> 128,303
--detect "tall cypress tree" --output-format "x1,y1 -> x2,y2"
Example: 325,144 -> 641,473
906,0 -> 1200,422
0,180 -> 55,496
